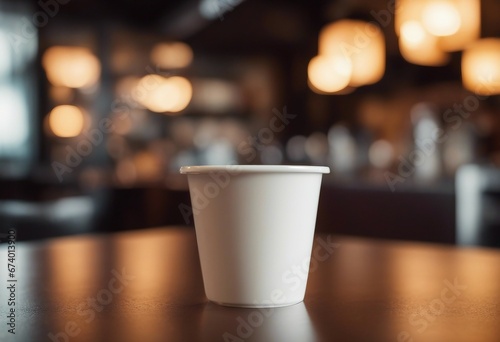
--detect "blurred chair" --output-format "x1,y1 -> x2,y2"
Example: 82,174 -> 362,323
456,164 -> 500,247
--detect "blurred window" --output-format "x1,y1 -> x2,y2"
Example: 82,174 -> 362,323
0,2 -> 37,176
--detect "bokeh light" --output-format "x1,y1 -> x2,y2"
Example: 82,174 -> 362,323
48,105 -> 85,138
308,54 -> 352,93
396,0 -> 480,53
42,46 -> 101,88
422,1 -> 461,37
399,26 -> 450,66
462,38 -> 500,96
150,42 -> 193,69
135,75 -> 192,114
400,21 -> 426,47
319,20 -> 385,87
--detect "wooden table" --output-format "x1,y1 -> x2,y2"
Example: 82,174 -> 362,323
1,227 -> 499,342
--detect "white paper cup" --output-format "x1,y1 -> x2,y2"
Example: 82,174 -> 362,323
180,165 -> 330,308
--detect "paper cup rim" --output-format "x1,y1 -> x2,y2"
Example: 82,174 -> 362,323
179,165 -> 330,174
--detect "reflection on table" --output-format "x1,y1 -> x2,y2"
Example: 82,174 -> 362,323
2,227 -> 500,341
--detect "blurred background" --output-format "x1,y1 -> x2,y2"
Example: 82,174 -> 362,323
0,0 -> 499,246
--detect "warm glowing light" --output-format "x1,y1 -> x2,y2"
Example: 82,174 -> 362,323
307,54 -> 352,93
42,46 -> 101,88
169,77 -> 193,112
396,1 -> 450,65
150,42 -> 193,69
462,38 -> 500,96
319,20 -> 385,87
135,75 -> 192,113
438,0 -> 480,51
395,0 -> 425,36
400,21 -> 426,46
48,105 -> 85,138
399,22 -> 450,66
422,1 -> 461,36
396,0 -> 480,52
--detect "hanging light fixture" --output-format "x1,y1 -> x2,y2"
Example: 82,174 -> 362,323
462,38 -> 500,96
318,19 -> 385,87
307,54 -> 352,94
396,0 -> 449,66
427,0 -> 480,52
395,0 -> 480,65
399,20 -> 450,66
421,1 -> 462,37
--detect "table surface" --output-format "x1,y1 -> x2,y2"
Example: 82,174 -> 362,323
1,227 -> 500,342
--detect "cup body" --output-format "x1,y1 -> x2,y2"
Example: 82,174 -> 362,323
180,165 -> 329,308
